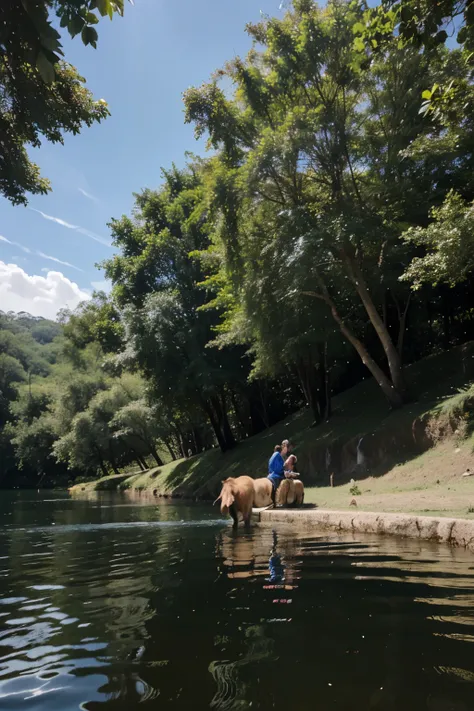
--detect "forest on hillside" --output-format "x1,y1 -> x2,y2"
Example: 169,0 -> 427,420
3,0 -> 474,487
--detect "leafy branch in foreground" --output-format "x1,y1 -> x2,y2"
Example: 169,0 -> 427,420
0,1 -> 130,204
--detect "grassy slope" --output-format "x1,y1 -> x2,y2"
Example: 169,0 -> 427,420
71,343 -> 474,517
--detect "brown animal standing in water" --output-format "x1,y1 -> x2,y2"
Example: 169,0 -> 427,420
215,476 -> 254,529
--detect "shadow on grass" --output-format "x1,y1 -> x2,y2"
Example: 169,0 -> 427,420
151,343 -> 474,498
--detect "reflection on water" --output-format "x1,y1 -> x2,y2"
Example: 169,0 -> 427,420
0,492 -> 474,710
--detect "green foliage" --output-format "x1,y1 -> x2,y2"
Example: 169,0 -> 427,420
5,0 -> 474,489
0,1 -> 129,204
111,398 -> 169,464
185,0 -> 443,406
0,354 -> 26,415
401,192 -> 474,289
103,164 -> 255,452
0,314 -> 60,428
357,0 -> 474,53
349,481 -> 362,497
62,292 -> 124,353
354,0 -> 474,126
7,414 -> 58,475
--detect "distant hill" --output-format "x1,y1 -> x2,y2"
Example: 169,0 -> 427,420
0,310 -> 46,322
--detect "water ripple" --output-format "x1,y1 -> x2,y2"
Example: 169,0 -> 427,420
1,496 -> 474,710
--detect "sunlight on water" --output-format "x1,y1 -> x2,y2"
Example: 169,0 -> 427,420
0,492 -> 474,710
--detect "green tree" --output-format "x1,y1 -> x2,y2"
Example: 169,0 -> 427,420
0,313 -> 64,483
111,399 -> 167,466
185,0 -> 435,407
0,1 -> 128,204
8,413 -> 59,479
103,165 -> 244,451
53,410 -> 111,476
63,292 -> 124,353
0,353 -> 26,424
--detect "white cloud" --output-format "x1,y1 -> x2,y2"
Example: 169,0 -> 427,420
1,234 -> 83,273
78,228 -> 112,246
78,187 -> 99,203
0,262 -> 90,320
0,234 -> 31,254
31,208 -> 112,247
31,209 -> 77,229
37,251 -> 83,272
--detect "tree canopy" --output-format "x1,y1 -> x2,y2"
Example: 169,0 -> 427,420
3,0 -> 474,487
0,1 -> 128,204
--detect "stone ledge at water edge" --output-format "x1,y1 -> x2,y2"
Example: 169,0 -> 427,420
257,509 -> 474,552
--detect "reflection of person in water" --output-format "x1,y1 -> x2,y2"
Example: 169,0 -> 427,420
263,531 -> 298,592
267,531 -> 284,584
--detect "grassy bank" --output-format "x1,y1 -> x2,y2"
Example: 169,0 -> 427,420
70,343 -> 474,518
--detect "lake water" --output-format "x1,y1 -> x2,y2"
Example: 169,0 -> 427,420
1,493 -> 474,710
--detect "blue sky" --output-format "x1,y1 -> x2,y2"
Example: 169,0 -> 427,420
0,0 -> 283,319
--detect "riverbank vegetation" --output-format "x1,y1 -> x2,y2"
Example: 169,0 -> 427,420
70,342 -> 474,520
3,0 -> 474,489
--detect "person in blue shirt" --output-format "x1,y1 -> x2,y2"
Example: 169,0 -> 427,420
267,445 -> 285,506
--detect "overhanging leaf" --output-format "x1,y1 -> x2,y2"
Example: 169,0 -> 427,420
82,26 -> 99,48
96,0 -> 111,17
86,12 -> 100,25
36,51 -> 55,84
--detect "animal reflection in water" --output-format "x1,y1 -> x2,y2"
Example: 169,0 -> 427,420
210,532 -> 297,709
217,530 -> 299,587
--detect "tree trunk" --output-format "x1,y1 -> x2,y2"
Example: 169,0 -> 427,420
257,381 -> 270,428
246,385 -> 267,435
190,427 -> 198,455
296,356 -> 324,424
392,292 -> 412,359
174,424 -> 187,459
164,438 -> 177,461
316,342 -> 330,421
344,253 -> 407,399
211,392 -> 236,452
108,444 -> 120,476
200,396 -> 228,452
95,447 -> 108,478
221,408 -> 236,451
295,361 -> 313,417
324,340 -> 332,420
128,445 -> 146,471
382,289 -> 388,326
303,284 -> 404,408
117,437 -> 145,471
442,286 -> 451,349
230,390 -> 248,439
150,447 -> 164,467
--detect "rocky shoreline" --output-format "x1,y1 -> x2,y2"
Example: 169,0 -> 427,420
257,508 -> 474,552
